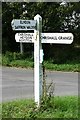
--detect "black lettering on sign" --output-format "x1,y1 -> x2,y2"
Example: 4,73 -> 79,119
58,36 -> 62,40
42,36 -> 57,40
19,37 -> 32,42
63,36 -> 72,40
18,33 -> 23,36
20,20 -> 30,24
47,36 -> 57,40
27,26 -> 35,29
58,36 -> 72,40
15,26 -> 26,29
43,36 -> 45,39
24,33 -> 33,37
20,36 -> 24,39
24,36 -> 32,40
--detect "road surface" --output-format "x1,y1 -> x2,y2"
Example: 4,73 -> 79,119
1,66 -> 78,102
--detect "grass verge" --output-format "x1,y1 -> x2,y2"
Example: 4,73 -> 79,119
44,61 -> 79,72
1,52 -> 80,72
2,59 -> 80,72
2,96 -> 78,118
0,54 -> 2,65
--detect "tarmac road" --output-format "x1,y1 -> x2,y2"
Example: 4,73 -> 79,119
1,66 -> 78,102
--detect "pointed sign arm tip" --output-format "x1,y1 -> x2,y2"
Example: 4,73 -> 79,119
34,14 -> 42,19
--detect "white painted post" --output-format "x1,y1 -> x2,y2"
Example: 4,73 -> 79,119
34,14 -> 43,106
12,14 -> 74,107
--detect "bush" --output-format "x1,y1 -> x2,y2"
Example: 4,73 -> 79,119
2,51 -> 33,67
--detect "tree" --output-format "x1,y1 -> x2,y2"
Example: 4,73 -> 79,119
2,2 -> 80,55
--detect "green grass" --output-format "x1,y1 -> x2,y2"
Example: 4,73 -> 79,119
44,61 -> 79,72
10,59 -> 33,68
2,58 -> 80,72
2,53 -> 33,68
2,96 -> 78,118
0,54 -> 2,65
0,103 -> 2,120
1,52 -> 80,72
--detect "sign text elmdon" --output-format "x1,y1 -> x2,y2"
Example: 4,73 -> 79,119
11,20 -> 36,30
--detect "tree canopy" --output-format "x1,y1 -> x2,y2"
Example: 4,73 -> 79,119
2,2 -> 80,55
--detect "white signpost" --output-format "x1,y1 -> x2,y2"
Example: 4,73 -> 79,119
34,15 -> 43,106
15,33 -> 73,44
11,14 -> 73,107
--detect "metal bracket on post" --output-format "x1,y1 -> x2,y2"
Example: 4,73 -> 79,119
34,14 -> 43,107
